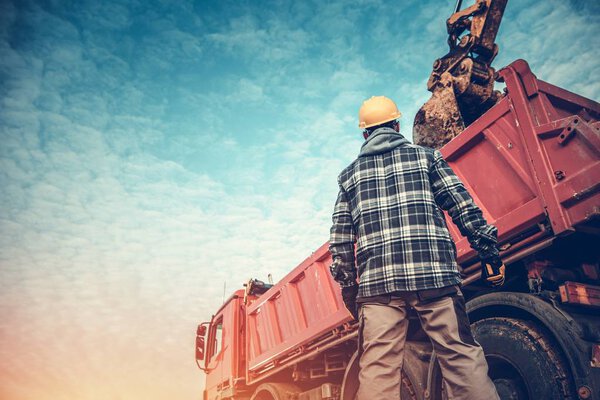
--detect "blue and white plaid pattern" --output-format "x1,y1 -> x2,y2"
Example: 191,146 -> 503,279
330,140 -> 498,297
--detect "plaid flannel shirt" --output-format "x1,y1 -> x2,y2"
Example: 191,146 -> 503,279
329,128 -> 498,297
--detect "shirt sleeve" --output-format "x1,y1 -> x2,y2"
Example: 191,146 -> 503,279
329,184 -> 357,287
429,150 -> 499,260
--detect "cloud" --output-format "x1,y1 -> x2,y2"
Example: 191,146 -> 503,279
1,0 -> 599,399
228,78 -> 266,103
496,0 -> 600,99
207,15 -> 312,65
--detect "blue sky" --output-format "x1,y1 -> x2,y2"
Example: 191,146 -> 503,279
1,0 -> 598,398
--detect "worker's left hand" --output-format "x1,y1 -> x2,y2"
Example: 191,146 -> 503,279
481,256 -> 506,287
341,284 -> 359,320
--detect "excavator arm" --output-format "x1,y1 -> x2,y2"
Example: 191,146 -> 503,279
413,0 -> 508,149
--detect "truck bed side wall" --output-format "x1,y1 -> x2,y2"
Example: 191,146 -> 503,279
441,60 -> 600,266
246,243 -> 351,381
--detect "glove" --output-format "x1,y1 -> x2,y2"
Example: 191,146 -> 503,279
481,256 -> 506,287
341,285 -> 359,320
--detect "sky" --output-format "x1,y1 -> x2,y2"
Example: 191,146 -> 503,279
0,0 -> 598,399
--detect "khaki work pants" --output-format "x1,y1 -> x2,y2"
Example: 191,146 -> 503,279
356,289 -> 499,400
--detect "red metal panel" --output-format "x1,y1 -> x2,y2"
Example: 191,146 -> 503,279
533,101 -> 600,232
497,60 -> 600,236
246,242 -> 350,376
442,60 -> 600,265
441,86 -> 546,264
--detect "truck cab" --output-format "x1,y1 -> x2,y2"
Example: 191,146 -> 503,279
196,290 -> 247,400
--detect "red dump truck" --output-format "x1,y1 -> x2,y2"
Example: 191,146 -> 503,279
195,60 -> 600,400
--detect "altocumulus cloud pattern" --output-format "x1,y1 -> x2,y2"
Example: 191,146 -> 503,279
0,0 -> 598,398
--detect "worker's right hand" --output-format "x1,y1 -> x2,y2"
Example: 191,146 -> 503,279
341,284 -> 359,320
481,256 -> 506,287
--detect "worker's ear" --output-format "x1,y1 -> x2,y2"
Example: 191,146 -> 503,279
394,122 -> 400,132
363,131 -> 369,140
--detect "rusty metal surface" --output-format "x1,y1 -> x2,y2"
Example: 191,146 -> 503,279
413,0 -> 507,149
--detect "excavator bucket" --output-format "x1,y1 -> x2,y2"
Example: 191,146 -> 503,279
413,0 -> 507,149
413,83 -> 465,149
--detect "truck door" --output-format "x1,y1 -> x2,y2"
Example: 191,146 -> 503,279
205,294 -> 242,400
205,313 -> 225,400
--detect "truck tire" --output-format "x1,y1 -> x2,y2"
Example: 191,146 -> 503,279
250,383 -> 300,400
471,317 -> 573,399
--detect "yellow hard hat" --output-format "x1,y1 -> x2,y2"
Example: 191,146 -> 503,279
358,96 -> 402,129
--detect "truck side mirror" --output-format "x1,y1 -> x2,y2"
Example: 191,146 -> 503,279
196,323 -> 206,336
196,336 -> 206,361
198,324 -> 207,336
195,322 -> 209,370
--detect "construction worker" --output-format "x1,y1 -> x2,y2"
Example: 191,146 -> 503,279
329,96 -> 504,400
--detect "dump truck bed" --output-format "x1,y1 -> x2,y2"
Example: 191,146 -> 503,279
444,60 -> 600,270
244,60 -> 600,382
245,242 -> 350,382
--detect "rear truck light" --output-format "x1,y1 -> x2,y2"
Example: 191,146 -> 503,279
559,281 -> 600,308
